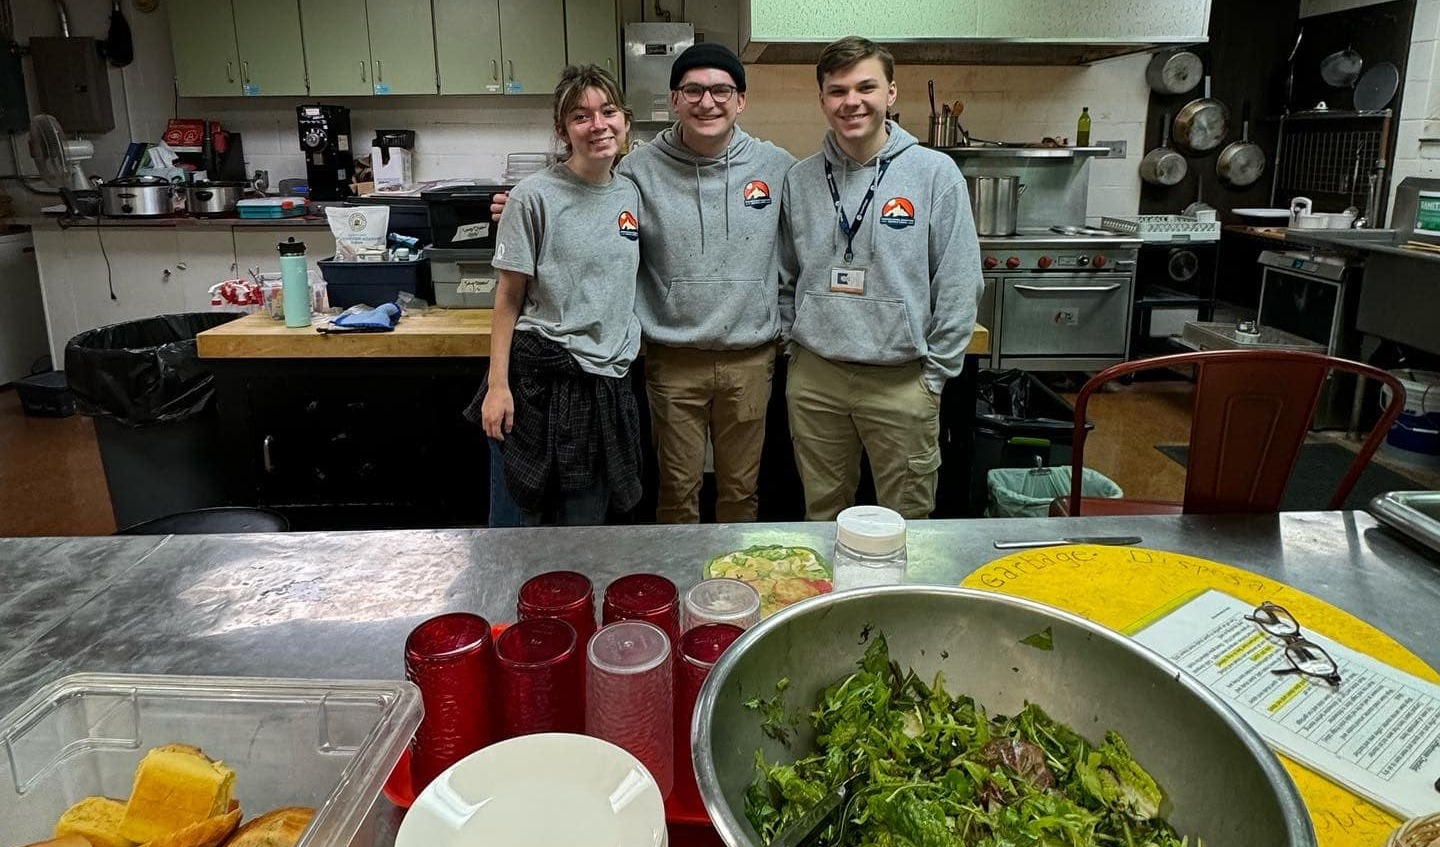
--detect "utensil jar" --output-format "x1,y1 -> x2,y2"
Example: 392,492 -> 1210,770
969,176 -> 1025,237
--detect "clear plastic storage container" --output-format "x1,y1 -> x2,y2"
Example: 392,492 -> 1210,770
0,673 -> 421,847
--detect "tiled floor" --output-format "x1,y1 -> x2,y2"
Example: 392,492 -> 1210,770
0,378 -> 1434,538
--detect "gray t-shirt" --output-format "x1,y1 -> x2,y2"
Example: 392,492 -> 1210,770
494,163 -> 643,378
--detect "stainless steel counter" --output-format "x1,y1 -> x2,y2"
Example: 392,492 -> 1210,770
2,512 -> 1438,844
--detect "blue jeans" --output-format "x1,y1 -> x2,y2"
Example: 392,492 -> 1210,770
488,439 -> 610,527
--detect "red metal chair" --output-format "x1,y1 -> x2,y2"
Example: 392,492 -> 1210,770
1051,349 -> 1407,517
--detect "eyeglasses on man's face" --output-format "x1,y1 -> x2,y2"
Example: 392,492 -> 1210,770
1245,601 -> 1343,688
676,83 -> 738,104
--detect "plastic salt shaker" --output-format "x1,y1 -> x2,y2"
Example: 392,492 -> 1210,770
832,505 -> 908,591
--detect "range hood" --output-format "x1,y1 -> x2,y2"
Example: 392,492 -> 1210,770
741,0 -> 1211,66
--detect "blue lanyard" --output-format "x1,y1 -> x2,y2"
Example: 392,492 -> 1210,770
825,157 -> 891,264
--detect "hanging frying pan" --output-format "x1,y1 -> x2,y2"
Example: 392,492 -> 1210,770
1173,76 -> 1231,155
1146,49 -> 1203,95
1140,112 -> 1188,187
1319,45 -> 1363,88
1354,62 -> 1399,111
1216,101 -> 1266,188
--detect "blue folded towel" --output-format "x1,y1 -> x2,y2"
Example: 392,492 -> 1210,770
330,302 -> 401,332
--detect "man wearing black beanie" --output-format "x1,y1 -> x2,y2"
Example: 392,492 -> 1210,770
623,43 -> 795,524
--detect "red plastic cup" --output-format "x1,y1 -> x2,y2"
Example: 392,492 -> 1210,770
586,620 -> 674,797
496,618 -> 583,738
671,623 -> 744,816
518,570 -> 596,647
603,574 -> 681,644
404,612 -> 497,793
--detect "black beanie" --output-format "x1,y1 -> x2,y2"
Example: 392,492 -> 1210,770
669,43 -> 746,92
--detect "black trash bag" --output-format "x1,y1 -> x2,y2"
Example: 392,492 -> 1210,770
64,313 -> 240,427
975,369 -> 1090,441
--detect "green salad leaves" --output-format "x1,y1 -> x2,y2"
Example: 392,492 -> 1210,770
744,633 -> 1198,847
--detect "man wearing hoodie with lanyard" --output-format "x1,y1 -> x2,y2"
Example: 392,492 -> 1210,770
779,36 -> 983,521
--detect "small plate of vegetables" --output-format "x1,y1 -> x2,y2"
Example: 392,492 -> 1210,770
704,545 -> 833,618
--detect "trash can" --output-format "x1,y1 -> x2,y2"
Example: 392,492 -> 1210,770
65,313 -> 240,529
986,465 -> 1123,518
969,370 -> 1094,516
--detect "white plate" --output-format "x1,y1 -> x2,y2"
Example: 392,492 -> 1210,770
395,733 -> 668,847
1233,208 -> 1292,219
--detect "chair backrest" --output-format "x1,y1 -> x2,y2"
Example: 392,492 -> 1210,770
1068,350 -> 1408,516
116,506 -> 290,535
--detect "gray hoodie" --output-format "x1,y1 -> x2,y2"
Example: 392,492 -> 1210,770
779,121 -> 983,394
620,124 -> 796,349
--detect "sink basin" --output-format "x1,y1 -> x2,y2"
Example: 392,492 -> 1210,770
1368,491 -> 1440,554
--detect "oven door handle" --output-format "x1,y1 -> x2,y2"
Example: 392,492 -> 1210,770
1012,283 -> 1123,293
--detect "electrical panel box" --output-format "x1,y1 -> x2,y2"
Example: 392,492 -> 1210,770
30,37 -> 114,133
0,38 -> 27,133
623,22 -> 694,124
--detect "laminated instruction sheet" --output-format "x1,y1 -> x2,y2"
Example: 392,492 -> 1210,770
1131,589 -> 1440,819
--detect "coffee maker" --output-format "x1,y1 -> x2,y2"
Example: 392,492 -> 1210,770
297,104 -> 354,200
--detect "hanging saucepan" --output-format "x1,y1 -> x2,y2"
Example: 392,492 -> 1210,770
1216,101 -> 1266,188
1320,45 -> 1363,88
1139,112 -> 1187,187
1173,76 -> 1230,155
1146,49 -> 1203,95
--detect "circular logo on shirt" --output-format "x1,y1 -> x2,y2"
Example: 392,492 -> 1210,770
879,197 -> 916,229
618,210 -> 639,241
743,180 -> 772,208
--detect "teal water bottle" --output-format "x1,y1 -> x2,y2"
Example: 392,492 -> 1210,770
278,237 -> 310,327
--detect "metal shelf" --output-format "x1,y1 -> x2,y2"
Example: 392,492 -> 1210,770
926,145 -> 1113,158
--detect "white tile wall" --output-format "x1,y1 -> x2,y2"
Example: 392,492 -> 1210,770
1391,0 -> 1440,219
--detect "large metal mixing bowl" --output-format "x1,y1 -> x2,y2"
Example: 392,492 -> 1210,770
693,585 -> 1316,847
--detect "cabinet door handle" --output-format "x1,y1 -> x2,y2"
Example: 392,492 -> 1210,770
1012,283 -> 1122,293
507,60 -> 514,82
241,61 -> 250,84
226,61 -> 235,82
491,59 -> 499,82
263,434 -> 275,474
360,61 -> 367,82
376,60 -> 383,82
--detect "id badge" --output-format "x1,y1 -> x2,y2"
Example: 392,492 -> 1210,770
830,267 -> 866,295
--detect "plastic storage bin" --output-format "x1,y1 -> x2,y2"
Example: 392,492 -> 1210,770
0,673 -> 421,847
970,369 -> 1093,516
421,184 -> 513,249
318,256 -> 432,308
429,247 -> 497,308
348,196 -> 432,244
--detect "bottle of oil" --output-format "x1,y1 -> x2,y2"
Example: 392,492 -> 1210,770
1076,106 -> 1091,147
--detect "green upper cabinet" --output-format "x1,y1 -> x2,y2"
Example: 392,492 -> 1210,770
233,0 -> 307,96
435,0 -> 565,95
565,0 -> 619,77
367,0 -> 438,95
168,0 -> 241,97
434,0 -> 503,94
498,0 -> 566,95
300,0 -> 372,96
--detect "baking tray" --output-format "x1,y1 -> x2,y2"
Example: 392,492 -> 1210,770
1367,491 -> 1440,557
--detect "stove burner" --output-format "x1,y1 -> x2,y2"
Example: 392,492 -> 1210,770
1050,224 -> 1116,237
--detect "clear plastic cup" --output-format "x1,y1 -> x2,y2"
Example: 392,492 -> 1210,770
585,620 -> 674,797
681,578 -> 762,632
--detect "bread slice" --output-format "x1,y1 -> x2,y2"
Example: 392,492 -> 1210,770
143,808 -> 241,847
221,807 -> 315,847
119,746 -> 236,843
54,795 -> 135,847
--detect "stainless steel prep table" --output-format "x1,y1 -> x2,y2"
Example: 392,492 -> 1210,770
2,512 -> 1438,844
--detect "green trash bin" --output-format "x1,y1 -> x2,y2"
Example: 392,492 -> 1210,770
985,465 -> 1123,518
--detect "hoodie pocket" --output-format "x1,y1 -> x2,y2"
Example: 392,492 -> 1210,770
664,278 -> 776,344
791,293 -> 918,362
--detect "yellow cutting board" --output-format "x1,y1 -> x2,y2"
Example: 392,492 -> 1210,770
962,544 -> 1439,847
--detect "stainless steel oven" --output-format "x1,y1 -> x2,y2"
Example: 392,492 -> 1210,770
978,230 -> 1139,371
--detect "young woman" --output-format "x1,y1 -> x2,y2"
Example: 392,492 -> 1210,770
468,65 -> 643,526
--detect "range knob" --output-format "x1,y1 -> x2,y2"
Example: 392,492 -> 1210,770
1092,254 -> 1109,268
1005,256 -> 1022,269
1037,255 -> 1054,269
983,255 -> 998,270
1075,255 -> 1090,266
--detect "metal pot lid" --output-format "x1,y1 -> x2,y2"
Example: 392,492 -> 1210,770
1354,62 -> 1399,111
105,175 -> 169,186
1320,47 -> 1363,88
1147,50 -> 1203,95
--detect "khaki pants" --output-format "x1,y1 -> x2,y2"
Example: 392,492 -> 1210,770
645,344 -> 776,523
785,346 -> 941,521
